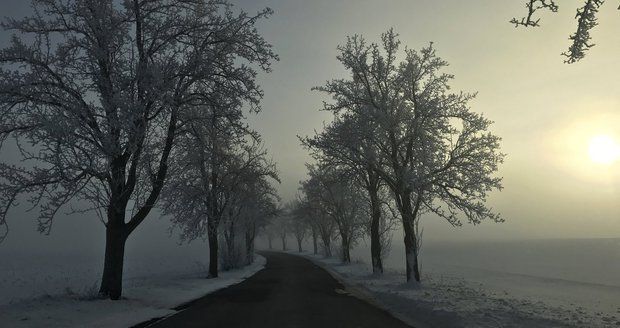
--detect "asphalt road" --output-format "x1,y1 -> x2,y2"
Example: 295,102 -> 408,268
139,251 -> 411,328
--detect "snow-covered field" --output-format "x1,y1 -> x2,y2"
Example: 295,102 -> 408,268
2,234 -> 619,328
0,254 -> 265,328
290,238 -> 620,328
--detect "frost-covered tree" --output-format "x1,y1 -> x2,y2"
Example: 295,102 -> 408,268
316,30 -> 504,282
298,179 -> 336,257
161,105 -> 278,278
219,191 -> 247,270
262,224 -> 276,250
239,179 -> 279,265
307,164 -> 366,263
299,164 -> 365,262
275,213 -> 290,251
302,112 -> 388,273
511,0 -> 606,63
364,188 -> 399,268
294,195 -> 319,254
288,200 -> 309,252
220,153 -> 279,269
0,0 -> 276,299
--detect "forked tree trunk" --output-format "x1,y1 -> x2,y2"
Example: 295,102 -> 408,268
297,238 -> 303,252
368,184 -> 383,274
207,222 -> 219,278
400,192 -> 421,282
99,224 -> 128,300
97,1 -> 177,300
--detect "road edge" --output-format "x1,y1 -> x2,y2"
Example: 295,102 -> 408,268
130,254 -> 267,328
291,252 -> 430,328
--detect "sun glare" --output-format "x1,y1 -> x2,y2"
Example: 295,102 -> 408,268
588,135 -> 620,165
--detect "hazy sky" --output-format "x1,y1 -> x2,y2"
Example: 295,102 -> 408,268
239,0 -> 620,241
1,0 -> 619,255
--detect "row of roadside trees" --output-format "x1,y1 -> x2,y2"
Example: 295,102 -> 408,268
266,29 -> 505,284
0,0 -> 279,300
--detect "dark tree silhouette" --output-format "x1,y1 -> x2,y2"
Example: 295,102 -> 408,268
0,0 -> 276,299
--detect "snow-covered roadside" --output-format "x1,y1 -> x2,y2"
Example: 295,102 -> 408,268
0,255 -> 265,328
290,251 -> 620,328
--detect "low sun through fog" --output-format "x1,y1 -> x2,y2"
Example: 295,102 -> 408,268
589,134 -> 620,165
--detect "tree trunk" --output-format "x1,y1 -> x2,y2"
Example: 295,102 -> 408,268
403,221 -> 420,282
245,226 -> 255,265
312,229 -> 318,255
268,235 -> 273,249
207,222 -> 219,278
322,235 -> 332,257
297,238 -> 303,252
226,221 -> 235,257
98,224 -> 128,300
341,235 -> 351,263
400,192 -> 421,282
281,235 -> 286,250
368,185 -> 383,274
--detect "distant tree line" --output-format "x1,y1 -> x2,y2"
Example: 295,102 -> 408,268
265,30 -> 504,284
0,0 -> 279,300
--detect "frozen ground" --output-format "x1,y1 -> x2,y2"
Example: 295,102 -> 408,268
291,249 -> 620,328
0,255 -> 265,328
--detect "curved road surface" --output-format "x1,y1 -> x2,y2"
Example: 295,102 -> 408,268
139,251 -> 411,328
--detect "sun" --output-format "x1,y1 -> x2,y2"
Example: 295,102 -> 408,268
588,135 -> 620,165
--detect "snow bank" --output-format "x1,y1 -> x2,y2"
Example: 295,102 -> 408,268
0,256 -> 265,328
293,251 -> 620,328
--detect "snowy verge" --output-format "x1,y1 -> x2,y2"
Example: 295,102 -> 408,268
287,251 -> 619,328
0,255 -> 266,328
